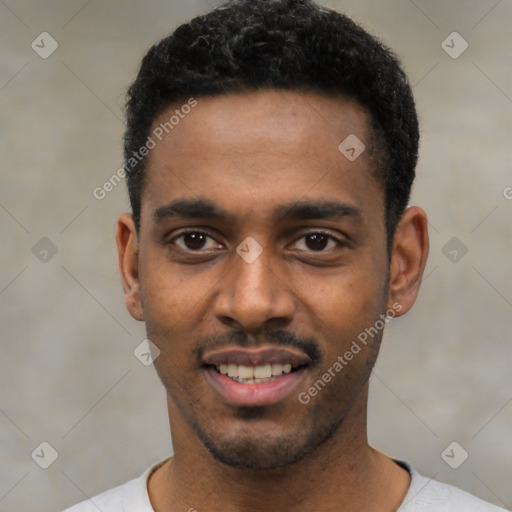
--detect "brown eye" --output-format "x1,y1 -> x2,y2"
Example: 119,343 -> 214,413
182,233 -> 207,250
304,233 -> 329,251
293,232 -> 339,252
171,231 -> 222,252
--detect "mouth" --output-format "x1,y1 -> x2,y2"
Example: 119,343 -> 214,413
202,346 -> 311,407
208,362 -> 302,384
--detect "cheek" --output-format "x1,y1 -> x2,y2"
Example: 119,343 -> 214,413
295,263 -> 386,340
140,247 -> 196,317
139,257 -> 199,361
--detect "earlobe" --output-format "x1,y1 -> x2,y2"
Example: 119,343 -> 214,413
116,213 -> 144,321
387,206 -> 429,316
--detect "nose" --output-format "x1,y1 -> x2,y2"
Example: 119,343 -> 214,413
214,247 -> 296,332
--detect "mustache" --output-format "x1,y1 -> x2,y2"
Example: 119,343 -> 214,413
193,329 -> 323,366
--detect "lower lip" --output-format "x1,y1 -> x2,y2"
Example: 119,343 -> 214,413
204,367 -> 308,407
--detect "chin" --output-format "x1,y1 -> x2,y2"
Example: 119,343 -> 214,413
194,411 -> 345,470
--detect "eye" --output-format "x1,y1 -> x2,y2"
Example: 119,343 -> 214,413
292,232 -> 342,252
170,231 -> 223,252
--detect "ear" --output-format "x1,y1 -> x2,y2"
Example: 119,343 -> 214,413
387,206 -> 429,316
116,213 -> 144,321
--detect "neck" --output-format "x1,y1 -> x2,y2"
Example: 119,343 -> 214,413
148,385 -> 410,512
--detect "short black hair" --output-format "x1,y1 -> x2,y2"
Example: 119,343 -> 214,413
123,0 -> 419,247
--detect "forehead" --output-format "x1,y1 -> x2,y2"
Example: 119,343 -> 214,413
141,90 -> 383,225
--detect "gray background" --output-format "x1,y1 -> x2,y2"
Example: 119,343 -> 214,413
1,0 -> 511,510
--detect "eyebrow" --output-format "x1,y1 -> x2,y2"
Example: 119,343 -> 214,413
275,200 -> 362,223
154,198 -> 230,223
153,198 -> 362,224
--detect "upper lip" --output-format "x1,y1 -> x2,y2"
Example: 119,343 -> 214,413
202,346 -> 312,367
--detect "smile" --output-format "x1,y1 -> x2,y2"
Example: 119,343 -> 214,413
214,363 -> 299,383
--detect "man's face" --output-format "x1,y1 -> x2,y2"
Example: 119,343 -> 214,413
134,90 -> 391,469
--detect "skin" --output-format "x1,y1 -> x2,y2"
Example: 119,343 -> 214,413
116,90 -> 429,512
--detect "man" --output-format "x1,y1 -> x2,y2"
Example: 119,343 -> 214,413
64,0 -> 507,510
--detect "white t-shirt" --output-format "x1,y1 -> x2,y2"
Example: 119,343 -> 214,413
62,459 -> 508,511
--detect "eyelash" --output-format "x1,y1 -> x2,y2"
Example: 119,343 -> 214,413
168,229 -> 345,253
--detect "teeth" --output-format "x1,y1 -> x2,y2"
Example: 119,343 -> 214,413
238,365 -> 254,379
254,364 -> 272,379
215,363 -> 295,381
271,363 -> 283,376
272,363 -> 292,375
